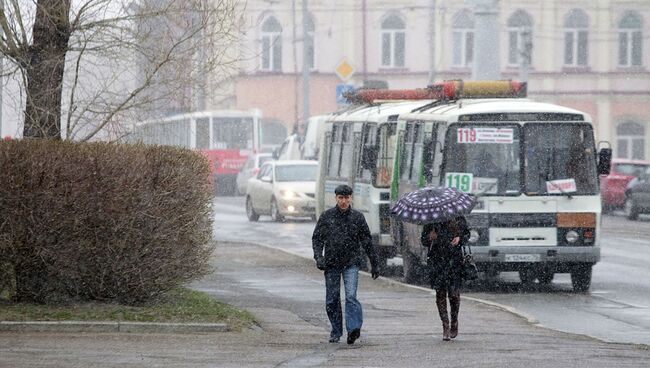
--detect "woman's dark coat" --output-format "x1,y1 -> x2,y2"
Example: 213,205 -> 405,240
421,216 -> 470,291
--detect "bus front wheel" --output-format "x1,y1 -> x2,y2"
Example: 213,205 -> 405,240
571,264 -> 593,292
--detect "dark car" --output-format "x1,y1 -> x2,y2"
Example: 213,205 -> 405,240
623,170 -> 650,220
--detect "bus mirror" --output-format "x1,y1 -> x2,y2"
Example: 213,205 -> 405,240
597,147 -> 612,175
260,175 -> 272,183
272,148 -> 279,160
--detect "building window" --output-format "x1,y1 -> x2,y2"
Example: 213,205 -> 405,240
261,16 -> 282,72
305,14 -> 316,70
452,10 -> 474,68
618,11 -> 643,67
563,9 -> 589,67
617,121 -> 645,160
507,10 -> 533,67
381,14 -> 405,68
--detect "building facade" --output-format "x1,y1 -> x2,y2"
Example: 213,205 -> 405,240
232,0 -> 650,159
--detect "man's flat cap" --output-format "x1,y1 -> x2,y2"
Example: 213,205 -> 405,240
335,184 -> 353,196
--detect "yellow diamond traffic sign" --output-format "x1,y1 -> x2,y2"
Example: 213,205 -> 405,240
335,60 -> 355,82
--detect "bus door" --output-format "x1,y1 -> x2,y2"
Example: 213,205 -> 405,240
356,122 -> 379,210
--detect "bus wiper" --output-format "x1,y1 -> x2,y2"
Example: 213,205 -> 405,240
542,147 -> 573,199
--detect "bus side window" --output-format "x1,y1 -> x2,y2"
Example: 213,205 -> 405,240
412,123 -> 424,183
400,125 -> 414,181
358,124 -> 378,181
328,125 -> 342,178
339,124 -> 354,177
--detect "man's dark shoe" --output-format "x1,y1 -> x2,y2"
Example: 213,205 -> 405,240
347,329 -> 360,345
329,336 -> 340,343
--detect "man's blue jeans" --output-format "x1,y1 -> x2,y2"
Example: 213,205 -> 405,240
324,265 -> 362,338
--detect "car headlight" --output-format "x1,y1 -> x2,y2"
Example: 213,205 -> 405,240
565,230 -> 579,243
468,229 -> 479,243
280,190 -> 299,199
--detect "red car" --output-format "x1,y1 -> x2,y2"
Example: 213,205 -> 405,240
600,159 -> 650,211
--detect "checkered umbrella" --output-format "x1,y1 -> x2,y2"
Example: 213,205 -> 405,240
391,186 -> 476,224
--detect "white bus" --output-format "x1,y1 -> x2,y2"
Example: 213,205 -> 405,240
390,80 -> 611,291
126,109 -> 268,194
316,100 -> 434,267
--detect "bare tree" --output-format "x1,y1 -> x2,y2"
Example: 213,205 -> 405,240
0,0 -> 241,140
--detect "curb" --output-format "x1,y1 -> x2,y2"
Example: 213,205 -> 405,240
0,321 -> 228,334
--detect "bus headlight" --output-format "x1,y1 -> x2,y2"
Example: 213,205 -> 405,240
468,229 -> 480,243
565,230 -> 579,243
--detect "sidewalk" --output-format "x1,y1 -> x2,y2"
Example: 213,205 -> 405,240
1,241 -> 648,368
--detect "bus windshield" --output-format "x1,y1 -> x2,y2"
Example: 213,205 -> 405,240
212,117 -> 254,150
524,123 -> 598,195
444,124 -> 521,195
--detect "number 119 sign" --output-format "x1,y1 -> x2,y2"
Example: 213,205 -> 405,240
445,172 -> 473,193
457,127 -> 514,144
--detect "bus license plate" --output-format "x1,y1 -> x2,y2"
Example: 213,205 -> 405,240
505,254 -> 541,262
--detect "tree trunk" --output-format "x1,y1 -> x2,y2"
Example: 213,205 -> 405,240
23,0 -> 72,140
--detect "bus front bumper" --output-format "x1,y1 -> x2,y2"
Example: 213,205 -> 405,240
469,246 -> 600,272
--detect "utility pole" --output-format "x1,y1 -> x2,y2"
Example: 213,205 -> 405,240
301,0 -> 310,136
519,26 -> 533,82
428,0 -> 436,84
467,0 -> 501,80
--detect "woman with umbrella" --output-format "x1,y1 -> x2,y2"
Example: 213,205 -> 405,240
391,186 -> 475,341
421,216 -> 470,341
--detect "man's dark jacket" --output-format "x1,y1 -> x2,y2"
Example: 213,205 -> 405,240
312,206 -> 378,270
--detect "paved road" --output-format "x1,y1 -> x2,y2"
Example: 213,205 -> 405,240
213,196 -> 650,345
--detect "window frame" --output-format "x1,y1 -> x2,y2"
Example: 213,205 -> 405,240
260,16 -> 282,72
380,15 -> 406,68
563,9 -> 589,67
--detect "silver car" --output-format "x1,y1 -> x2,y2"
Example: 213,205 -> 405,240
236,153 -> 273,195
245,160 -> 318,222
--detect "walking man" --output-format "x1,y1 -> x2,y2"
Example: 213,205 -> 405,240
312,184 -> 379,344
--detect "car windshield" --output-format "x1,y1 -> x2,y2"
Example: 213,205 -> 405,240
524,123 -> 598,195
275,165 -> 318,182
444,124 -> 521,195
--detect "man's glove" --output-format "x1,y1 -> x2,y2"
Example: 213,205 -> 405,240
316,257 -> 327,271
371,267 -> 380,280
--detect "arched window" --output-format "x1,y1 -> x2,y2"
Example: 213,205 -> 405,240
563,9 -> 589,67
617,121 -> 645,159
507,10 -> 533,66
305,14 -> 316,70
261,16 -> 282,71
452,10 -> 474,67
618,11 -> 643,67
381,14 -> 405,68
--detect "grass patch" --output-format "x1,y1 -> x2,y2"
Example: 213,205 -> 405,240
0,288 -> 255,331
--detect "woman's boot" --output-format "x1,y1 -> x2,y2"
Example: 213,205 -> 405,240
436,290 -> 450,341
449,291 -> 460,339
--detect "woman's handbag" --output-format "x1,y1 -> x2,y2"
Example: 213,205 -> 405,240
461,244 -> 479,281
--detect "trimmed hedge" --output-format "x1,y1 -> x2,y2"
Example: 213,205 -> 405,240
0,140 -> 214,305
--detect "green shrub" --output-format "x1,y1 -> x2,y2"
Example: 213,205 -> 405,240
0,140 -> 213,305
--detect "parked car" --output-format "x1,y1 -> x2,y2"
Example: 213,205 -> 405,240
600,159 -> 650,212
236,153 -> 273,195
245,160 -> 318,222
624,169 -> 650,220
